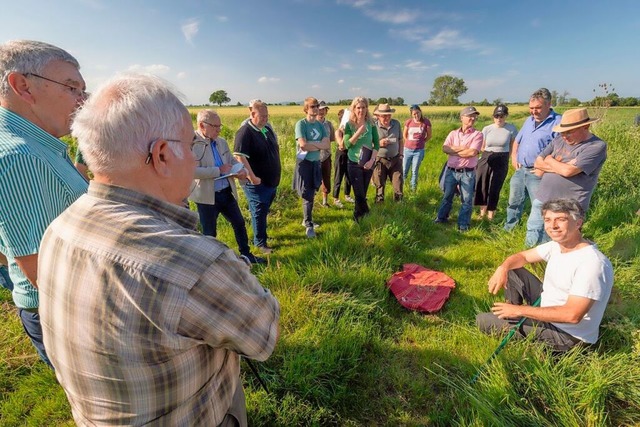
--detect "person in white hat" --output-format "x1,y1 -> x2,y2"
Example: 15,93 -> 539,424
525,108 -> 607,246
372,103 -> 404,202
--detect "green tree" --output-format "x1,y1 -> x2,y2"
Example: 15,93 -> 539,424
209,90 -> 230,106
428,75 -> 467,106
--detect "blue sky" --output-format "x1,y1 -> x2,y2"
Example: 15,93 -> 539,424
2,0 -> 638,105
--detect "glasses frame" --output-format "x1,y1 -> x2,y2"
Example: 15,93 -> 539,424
145,138 -> 208,164
202,121 -> 223,129
25,73 -> 87,99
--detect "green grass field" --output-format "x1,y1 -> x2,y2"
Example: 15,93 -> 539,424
2,106 -> 640,426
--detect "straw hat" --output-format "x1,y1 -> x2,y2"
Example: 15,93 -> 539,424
552,108 -> 599,133
373,103 -> 395,115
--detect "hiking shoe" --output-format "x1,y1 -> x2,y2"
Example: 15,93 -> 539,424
433,218 -> 448,224
301,221 -> 320,229
306,227 -> 316,238
242,253 -> 267,264
345,195 -> 355,203
257,245 -> 273,255
333,199 -> 344,208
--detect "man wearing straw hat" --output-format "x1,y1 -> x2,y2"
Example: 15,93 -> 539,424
372,103 -> 404,203
525,108 -> 607,246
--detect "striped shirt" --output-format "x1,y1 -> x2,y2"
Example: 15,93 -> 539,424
0,106 -> 87,309
39,182 -> 280,426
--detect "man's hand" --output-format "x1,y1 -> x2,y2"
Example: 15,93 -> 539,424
249,175 -> 261,185
511,158 -> 520,170
363,159 -> 375,170
487,265 -> 508,294
532,168 -> 544,177
236,169 -> 247,180
379,138 -> 388,147
491,302 -> 522,319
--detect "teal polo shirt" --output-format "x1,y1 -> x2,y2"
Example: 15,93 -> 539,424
0,107 -> 88,309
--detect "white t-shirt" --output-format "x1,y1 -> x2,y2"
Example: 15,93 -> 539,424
536,241 -> 614,343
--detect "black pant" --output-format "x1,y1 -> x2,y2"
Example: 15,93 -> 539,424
347,161 -> 372,221
474,151 -> 509,211
476,268 -> 582,352
196,187 -> 251,256
333,149 -> 351,198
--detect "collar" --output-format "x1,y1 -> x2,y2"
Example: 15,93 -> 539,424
0,106 -> 69,157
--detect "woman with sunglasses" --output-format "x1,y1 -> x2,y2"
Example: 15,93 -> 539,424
402,105 -> 432,191
474,104 -> 518,220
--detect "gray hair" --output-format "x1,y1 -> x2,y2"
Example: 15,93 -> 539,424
71,73 -> 188,174
541,198 -> 585,221
196,108 -> 219,124
530,88 -> 552,104
0,40 -> 79,97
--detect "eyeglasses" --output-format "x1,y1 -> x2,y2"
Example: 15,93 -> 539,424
25,73 -> 87,99
202,122 -> 223,129
493,114 -> 505,119
309,105 -> 319,108
145,138 -> 208,164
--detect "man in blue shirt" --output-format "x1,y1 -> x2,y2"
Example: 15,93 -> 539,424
504,88 -> 562,237
0,40 -> 88,366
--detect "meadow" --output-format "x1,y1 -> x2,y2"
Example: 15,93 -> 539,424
1,105 -> 639,426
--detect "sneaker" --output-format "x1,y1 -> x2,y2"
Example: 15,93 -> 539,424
306,227 -> 316,238
344,195 -> 355,203
333,199 -> 344,208
257,245 -> 273,255
433,218 -> 448,224
458,226 -> 470,233
242,253 -> 267,264
301,221 -> 320,229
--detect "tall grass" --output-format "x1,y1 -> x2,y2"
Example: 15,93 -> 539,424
1,106 -> 639,425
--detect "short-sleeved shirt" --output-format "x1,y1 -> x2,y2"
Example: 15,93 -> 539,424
515,110 -> 562,167
443,127 -> 484,169
39,182 -> 280,425
481,123 -> 518,153
0,107 -> 88,309
343,121 -> 380,163
403,118 -> 431,150
234,121 -> 281,187
536,240 -> 613,343
375,118 -> 403,159
535,134 -> 607,211
295,118 -> 327,162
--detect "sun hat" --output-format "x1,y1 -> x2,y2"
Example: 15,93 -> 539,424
493,104 -> 509,116
460,106 -> 480,117
318,100 -> 329,110
552,108 -> 599,133
373,103 -> 395,115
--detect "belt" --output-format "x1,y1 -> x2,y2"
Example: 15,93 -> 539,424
447,166 -> 474,173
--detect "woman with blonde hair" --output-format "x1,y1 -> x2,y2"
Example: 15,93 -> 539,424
342,97 -> 379,221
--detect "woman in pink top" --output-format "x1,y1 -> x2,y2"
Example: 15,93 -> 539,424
402,105 -> 432,191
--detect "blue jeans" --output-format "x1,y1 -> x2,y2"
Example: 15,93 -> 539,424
242,183 -> 277,248
504,167 -> 541,231
403,148 -> 425,191
525,198 -> 551,247
437,168 -> 475,229
0,265 -> 13,291
196,188 -> 251,256
19,309 -> 53,368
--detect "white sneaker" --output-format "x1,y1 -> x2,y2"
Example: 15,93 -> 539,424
306,227 -> 316,238
301,221 -> 320,229
333,199 -> 344,208
345,195 -> 355,203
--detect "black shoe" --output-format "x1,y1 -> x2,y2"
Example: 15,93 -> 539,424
242,253 -> 267,264
434,218 -> 448,224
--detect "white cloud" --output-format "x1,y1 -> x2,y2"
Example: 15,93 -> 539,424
258,76 -> 280,83
356,49 -> 366,54
181,19 -> 200,44
311,84 -> 320,89
340,63 -> 353,70
372,52 -> 383,59
337,0 -> 373,8
300,41 -> 317,49
405,60 -> 436,71
217,16 -> 229,22
321,67 -> 336,73
364,9 -> 415,24
368,65 -> 384,71
420,29 -> 477,51
127,64 -> 171,74
176,71 -> 187,79
338,79 -> 345,84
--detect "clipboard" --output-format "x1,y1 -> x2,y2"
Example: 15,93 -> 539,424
214,163 -> 245,181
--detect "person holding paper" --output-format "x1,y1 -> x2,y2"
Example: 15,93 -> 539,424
343,97 -> 379,222
372,103 -> 404,203
190,109 -> 266,264
293,97 -> 330,238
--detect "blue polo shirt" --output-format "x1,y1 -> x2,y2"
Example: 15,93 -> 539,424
515,110 -> 562,167
0,107 -> 87,309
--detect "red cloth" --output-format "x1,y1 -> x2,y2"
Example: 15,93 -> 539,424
386,264 -> 456,313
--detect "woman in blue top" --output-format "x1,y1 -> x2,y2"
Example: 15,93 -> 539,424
343,96 -> 379,221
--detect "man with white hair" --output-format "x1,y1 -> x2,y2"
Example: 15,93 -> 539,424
0,40 -> 88,367
38,74 -> 280,426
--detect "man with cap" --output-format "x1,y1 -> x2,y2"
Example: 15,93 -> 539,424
504,88 -> 562,234
525,108 -> 607,246
0,40 -> 88,366
317,100 -> 335,207
372,103 -> 404,203
435,106 -> 484,231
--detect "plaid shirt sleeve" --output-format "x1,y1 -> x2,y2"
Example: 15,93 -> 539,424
178,248 -> 280,361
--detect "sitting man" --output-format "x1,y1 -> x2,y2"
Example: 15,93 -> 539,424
190,109 -> 265,264
477,198 -> 613,352
38,74 -> 280,426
